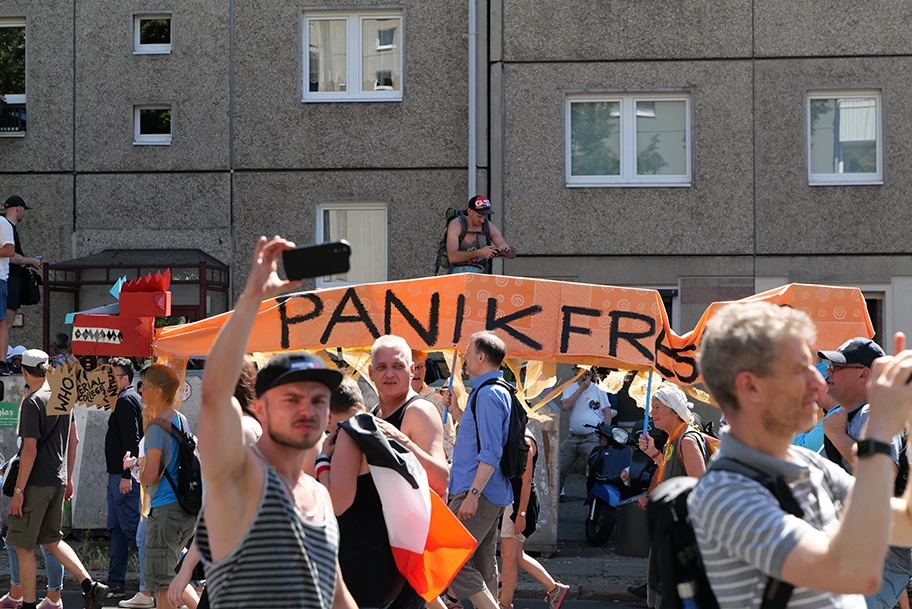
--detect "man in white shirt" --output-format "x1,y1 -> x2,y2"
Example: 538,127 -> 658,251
558,366 -> 616,495
0,212 -> 16,376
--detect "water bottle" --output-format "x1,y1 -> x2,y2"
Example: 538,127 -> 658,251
678,581 -> 702,609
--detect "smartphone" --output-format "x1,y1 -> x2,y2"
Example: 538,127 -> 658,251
282,241 -> 352,281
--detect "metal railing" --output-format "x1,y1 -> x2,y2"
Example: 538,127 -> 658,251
0,103 -> 27,134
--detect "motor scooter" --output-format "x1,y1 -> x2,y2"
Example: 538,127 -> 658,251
582,422 -> 661,546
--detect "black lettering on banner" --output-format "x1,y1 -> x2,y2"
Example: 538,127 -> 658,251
560,306 -> 601,353
453,294 -> 466,344
321,288 -> 381,345
608,311 -> 656,361
485,298 -> 544,351
384,290 -> 440,345
56,376 -> 76,412
654,328 -> 699,384
278,294 -> 324,349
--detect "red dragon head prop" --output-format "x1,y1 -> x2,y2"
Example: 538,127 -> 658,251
71,269 -> 172,357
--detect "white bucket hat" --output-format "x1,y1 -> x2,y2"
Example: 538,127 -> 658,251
653,384 -> 694,425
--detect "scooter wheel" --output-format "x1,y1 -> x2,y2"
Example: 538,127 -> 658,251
585,499 -> 616,546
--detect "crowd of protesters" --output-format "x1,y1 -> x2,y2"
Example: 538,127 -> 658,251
7,229 -> 912,609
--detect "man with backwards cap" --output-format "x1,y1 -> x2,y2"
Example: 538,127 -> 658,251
445,195 -> 514,274
819,337 -> 912,609
195,236 -> 356,609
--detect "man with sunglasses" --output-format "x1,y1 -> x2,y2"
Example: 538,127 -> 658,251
103,357 -> 143,599
820,338 -> 912,609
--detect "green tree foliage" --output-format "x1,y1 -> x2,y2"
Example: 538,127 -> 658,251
636,134 -> 669,175
0,26 -> 26,95
140,19 -> 170,45
570,102 -> 620,176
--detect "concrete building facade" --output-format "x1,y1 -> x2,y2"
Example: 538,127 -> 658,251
1,0 -> 912,350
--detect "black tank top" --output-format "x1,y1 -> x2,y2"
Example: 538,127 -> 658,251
337,474 -> 405,608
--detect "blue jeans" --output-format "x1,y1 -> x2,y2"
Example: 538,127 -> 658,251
137,517 -> 147,591
107,474 -> 140,588
5,539 -> 64,591
865,561 -> 911,609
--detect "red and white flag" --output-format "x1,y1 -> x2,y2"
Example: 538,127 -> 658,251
340,414 -> 476,600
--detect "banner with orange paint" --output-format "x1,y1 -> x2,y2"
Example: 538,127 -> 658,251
152,275 -> 873,386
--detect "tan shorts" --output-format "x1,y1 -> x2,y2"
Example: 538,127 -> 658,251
500,504 -> 525,542
6,485 -> 65,549
143,501 -> 196,592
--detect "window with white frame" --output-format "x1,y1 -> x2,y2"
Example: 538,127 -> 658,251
0,17 -> 27,136
133,14 -> 172,54
807,90 -> 882,185
316,202 -> 388,287
303,11 -> 403,102
565,93 -> 691,187
133,105 -> 172,145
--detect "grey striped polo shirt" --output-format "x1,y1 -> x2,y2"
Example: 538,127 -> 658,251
688,431 -> 864,609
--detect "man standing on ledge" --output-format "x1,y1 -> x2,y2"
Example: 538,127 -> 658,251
446,196 -> 514,274
3,196 -> 42,344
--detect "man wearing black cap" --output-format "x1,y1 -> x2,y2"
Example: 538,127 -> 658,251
819,337 -> 912,609
445,195 -> 514,274
4,196 -> 43,337
0,198 -> 17,374
195,236 -> 356,609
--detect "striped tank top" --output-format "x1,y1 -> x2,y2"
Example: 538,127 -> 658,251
196,451 -> 339,608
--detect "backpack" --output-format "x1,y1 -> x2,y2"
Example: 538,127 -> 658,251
152,413 -> 203,516
470,378 -> 529,479
434,208 -> 491,275
647,457 -> 804,609
823,406 -> 909,497
19,267 -> 42,306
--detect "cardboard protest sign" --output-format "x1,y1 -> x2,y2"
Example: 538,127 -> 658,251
46,360 -> 119,415
152,275 -> 874,386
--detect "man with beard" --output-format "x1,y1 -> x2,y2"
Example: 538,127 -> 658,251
819,338 -> 912,609
194,236 -> 356,609
368,335 -> 449,609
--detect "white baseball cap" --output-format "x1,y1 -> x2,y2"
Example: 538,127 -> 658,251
21,349 -> 49,368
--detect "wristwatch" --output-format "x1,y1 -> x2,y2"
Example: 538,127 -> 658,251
856,439 -> 893,459
519,510 -> 526,517
14,487 -> 23,495
469,487 -> 480,496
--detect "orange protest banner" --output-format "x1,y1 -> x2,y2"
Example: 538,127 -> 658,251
152,275 -> 873,386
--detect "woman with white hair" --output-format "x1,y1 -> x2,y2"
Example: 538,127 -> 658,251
636,383 -> 708,510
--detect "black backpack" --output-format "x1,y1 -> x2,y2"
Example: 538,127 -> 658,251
823,406 -> 909,497
470,378 -> 529,479
647,457 -> 804,609
153,413 -> 203,516
434,208 -> 491,275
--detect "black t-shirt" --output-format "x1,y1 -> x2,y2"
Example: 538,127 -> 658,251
18,385 -> 72,486
9,223 -> 23,279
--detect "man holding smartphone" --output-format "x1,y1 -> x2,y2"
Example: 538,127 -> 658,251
3,196 -> 43,348
446,196 -> 514,274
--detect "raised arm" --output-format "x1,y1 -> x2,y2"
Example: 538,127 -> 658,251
199,236 -> 300,481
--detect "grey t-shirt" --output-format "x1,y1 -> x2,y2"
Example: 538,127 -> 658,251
18,385 -> 72,487
689,431 -> 863,609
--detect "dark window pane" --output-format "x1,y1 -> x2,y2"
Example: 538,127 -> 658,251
139,108 -> 171,135
0,26 -> 26,95
139,18 -> 171,45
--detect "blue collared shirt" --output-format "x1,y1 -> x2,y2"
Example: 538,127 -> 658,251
448,370 -> 514,507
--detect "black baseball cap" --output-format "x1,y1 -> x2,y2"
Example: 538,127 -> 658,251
4,195 -> 29,210
468,195 -> 492,216
818,338 -> 885,368
255,352 -> 343,398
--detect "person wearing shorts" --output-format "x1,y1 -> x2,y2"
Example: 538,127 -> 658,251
498,431 -> 568,609
139,365 -> 197,609
6,349 -> 109,609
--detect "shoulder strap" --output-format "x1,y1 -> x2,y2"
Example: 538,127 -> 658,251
710,457 -> 801,609
470,377 -> 510,453
823,406 -> 865,470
